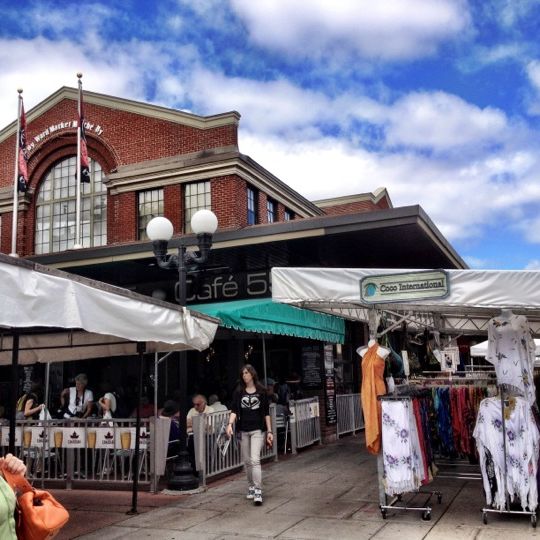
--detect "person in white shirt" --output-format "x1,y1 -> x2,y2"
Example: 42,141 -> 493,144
208,394 -> 228,413
60,373 -> 93,419
186,394 -> 215,434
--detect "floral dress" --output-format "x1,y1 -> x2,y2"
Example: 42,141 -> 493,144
486,313 -> 536,405
381,399 -> 424,495
473,396 -> 539,511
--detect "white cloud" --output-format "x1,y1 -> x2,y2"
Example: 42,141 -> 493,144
385,92 -> 507,150
464,256 -> 490,269
230,0 -> 471,60
526,259 -> 540,270
238,128 -> 540,243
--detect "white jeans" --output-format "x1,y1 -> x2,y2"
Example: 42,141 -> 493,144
241,430 -> 264,489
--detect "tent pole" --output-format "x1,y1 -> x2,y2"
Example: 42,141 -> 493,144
44,362 -> 50,411
262,335 -> 267,386
128,342 -> 145,515
9,332 -> 19,455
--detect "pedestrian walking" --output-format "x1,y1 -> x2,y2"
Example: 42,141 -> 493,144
226,364 -> 273,505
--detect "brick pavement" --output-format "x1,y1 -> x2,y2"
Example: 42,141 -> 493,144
48,436 -> 540,539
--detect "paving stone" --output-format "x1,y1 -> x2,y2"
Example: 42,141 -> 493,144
187,511 -> 303,536
118,506 -> 221,530
276,517 -> 383,539
269,496 -> 363,518
370,522 -> 434,540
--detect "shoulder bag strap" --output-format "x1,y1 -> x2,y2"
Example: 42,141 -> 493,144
0,465 -> 33,496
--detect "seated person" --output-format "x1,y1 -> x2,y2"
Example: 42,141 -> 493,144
60,373 -> 93,419
186,394 -> 214,434
159,400 -> 180,458
208,393 -> 228,413
97,381 -> 117,419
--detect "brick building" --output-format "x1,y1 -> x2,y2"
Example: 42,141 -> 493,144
0,87 -> 466,441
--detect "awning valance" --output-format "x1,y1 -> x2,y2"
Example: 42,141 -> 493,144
190,298 -> 345,344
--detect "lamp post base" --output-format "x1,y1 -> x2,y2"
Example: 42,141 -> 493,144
167,450 -> 199,491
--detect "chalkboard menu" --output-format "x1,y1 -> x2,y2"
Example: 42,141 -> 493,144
301,346 -> 322,388
324,344 -> 337,425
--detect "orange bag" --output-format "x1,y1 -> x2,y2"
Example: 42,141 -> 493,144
2,466 -> 69,540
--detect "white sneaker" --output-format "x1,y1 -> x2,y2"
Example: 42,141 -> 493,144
246,486 -> 255,500
253,488 -> 262,505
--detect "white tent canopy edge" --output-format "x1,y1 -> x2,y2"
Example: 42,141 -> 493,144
0,253 -> 218,363
271,267 -> 540,335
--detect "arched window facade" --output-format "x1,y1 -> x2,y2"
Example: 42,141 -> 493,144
35,156 -> 107,254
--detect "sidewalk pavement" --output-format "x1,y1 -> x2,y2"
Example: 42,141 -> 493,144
52,435 -> 540,539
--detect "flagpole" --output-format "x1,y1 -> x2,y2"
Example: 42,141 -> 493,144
10,89 -> 23,257
74,73 -> 83,249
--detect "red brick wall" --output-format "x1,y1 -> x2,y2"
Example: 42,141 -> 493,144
321,200 -> 383,216
211,176 -> 248,230
0,97 -> 239,254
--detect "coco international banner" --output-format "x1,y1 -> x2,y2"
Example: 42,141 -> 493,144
360,270 -> 449,303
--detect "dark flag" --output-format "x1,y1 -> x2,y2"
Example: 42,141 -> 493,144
78,84 -> 90,183
17,102 -> 28,193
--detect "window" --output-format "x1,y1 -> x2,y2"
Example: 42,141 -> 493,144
35,156 -> 106,254
184,181 -> 211,233
138,188 -> 163,240
266,198 -> 276,223
284,209 -> 295,221
247,186 -> 258,225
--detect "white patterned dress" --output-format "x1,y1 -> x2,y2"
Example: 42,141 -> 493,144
473,396 -> 539,511
486,313 -> 536,405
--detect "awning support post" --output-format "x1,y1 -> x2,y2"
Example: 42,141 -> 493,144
9,331 -> 19,455
128,341 -> 145,515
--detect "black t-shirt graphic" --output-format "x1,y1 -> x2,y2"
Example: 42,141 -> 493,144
240,391 -> 263,432
231,388 -> 270,432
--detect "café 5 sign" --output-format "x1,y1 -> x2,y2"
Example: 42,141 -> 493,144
360,270 -> 449,304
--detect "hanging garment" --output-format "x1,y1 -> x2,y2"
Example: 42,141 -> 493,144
487,314 -> 536,405
473,396 -> 539,511
381,399 -> 423,495
360,344 -> 387,454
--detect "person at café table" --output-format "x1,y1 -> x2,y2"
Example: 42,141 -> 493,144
60,373 -> 94,419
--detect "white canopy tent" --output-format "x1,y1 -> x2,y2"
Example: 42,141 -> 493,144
0,253 -> 217,364
471,339 -> 540,358
0,253 -> 218,509
271,267 -> 540,335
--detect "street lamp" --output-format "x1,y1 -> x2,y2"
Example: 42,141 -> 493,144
146,209 -> 218,490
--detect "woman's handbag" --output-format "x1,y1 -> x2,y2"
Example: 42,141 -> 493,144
1,466 -> 69,540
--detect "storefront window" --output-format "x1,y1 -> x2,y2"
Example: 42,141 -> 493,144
184,181 -> 211,233
34,157 -> 106,254
138,188 -> 163,240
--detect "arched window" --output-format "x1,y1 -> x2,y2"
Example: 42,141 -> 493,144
35,157 -> 107,254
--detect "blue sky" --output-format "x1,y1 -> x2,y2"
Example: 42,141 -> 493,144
1,0 -> 540,269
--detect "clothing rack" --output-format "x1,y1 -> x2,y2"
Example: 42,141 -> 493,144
377,394 -> 442,521
481,384 -> 537,528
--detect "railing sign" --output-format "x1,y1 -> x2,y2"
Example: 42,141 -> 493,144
360,270 -> 449,303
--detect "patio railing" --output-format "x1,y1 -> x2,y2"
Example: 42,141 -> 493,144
192,405 -> 278,486
336,393 -> 364,438
288,397 -> 321,453
0,418 -> 152,489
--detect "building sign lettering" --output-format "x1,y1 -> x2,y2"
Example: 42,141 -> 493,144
360,270 -> 449,303
185,270 -> 270,304
25,120 -> 104,155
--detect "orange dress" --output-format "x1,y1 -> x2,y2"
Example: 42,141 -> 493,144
361,344 -> 387,455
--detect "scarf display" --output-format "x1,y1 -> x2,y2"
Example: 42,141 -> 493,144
473,396 -> 539,511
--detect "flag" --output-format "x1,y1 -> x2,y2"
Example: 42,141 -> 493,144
17,101 -> 28,193
78,84 -> 90,183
